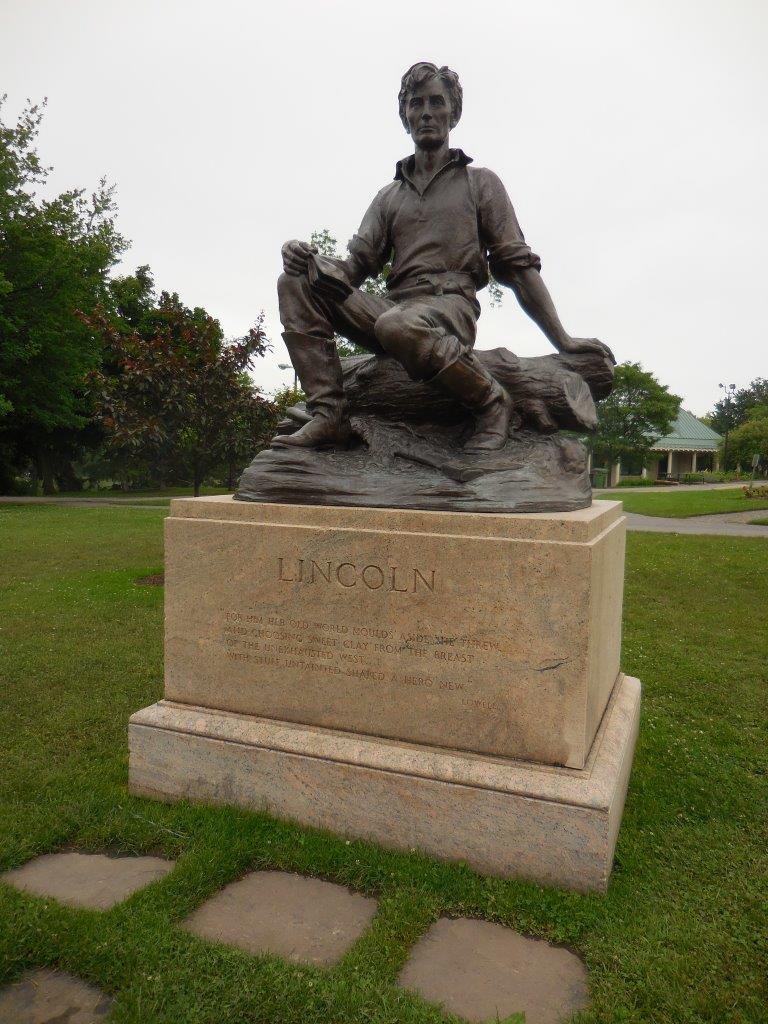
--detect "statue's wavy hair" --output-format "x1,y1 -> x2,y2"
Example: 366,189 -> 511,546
398,62 -> 463,132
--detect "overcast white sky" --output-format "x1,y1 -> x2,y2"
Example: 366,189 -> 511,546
3,0 -> 766,414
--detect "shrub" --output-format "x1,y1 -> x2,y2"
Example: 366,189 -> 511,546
743,485 -> 768,499
616,476 -> 657,487
2,476 -> 35,496
682,470 -> 746,484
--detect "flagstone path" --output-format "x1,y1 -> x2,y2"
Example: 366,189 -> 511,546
2,854 -> 590,1022
0,968 -> 113,1023
182,869 -> 378,965
398,916 -> 589,1024
1,851 -> 175,910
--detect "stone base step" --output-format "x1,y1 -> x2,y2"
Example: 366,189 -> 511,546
128,673 -> 640,893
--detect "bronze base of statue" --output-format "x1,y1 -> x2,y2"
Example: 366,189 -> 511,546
236,421 -> 591,515
235,349 -> 610,514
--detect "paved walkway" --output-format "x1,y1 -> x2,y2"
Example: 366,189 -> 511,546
0,494 -> 169,506
626,511 -> 768,537
594,480 -> 766,495
4,481 -> 764,507
3,492 -> 768,537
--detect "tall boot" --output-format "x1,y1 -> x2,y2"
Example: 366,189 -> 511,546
431,349 -> 514,451
273,333 -> 353,448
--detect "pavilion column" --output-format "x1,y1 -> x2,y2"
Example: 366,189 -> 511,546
692,452 -> 697,472
667,451 -> 675,477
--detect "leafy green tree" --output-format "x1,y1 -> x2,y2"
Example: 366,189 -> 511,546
590,362 -> 681,479
486,277 -> 504,308
84,286 -> 275,495
271,383 -> 304,419
309,229 -> 343,265
724,404 -> 768,471
108,263 -> 156,329
0,97 -> 128,492
709,378 -> 768,436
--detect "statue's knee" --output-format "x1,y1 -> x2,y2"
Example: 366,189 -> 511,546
373,307 -> 398,341
374,308 -> 409,355
278,270 -> 300,296
277,271 -> 314,317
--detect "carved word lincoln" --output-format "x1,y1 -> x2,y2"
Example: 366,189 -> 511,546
277,557 -> 436,593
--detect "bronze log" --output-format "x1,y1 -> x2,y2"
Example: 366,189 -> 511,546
340,348 -> 613,433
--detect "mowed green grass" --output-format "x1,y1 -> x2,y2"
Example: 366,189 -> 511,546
1,506 -> 766,1024
604,486 -> 768,518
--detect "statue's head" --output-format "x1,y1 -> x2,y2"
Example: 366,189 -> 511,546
398,62 -> 463,149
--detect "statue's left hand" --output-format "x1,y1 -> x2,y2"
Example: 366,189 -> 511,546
559,336 -> 616,364
281,239 -> 318,276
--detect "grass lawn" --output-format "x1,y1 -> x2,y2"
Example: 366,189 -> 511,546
749,518 -> 768,526
1,505 -> 766,1023
601,487 -> 768,518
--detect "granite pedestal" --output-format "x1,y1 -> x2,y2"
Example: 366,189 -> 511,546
128,496 -> 640,892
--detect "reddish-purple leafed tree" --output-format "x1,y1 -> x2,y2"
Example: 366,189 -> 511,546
83,290 -> 276,494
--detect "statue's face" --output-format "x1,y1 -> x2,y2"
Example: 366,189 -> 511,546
405,77 -> 452,149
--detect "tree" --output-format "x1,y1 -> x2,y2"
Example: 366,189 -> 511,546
0,97 -> 128,492
84,282 -> 276,495
708,378 -> 768,469
590,362 -> 681,478
709,378 -> 768,435
724,404 -> 768,471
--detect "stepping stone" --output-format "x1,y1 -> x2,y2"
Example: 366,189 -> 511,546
1,851 -> 174,910
397,917 -> 589,1024
182,870 -> 377,965
0,967 -> 112,1023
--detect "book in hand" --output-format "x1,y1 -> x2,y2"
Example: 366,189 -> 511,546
307,254 -> 353,303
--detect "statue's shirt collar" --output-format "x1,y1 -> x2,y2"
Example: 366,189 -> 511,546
394,148 -> 473,187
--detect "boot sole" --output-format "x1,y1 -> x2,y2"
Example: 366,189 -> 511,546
272,432 -> 354,450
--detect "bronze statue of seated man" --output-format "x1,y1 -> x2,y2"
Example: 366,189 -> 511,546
276,61 -> 613,452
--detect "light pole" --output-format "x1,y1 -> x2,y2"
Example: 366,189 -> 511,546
719,382 -> 736,471
279,362 -> 298,389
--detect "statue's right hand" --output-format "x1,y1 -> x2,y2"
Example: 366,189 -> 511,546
282,239 -> 318,276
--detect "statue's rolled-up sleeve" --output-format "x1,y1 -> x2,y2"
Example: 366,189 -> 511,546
344,190 -> 390,287
476,169 -> 541,283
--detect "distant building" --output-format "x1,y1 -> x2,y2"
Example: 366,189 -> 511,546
644,409 -> 723,480
592,409 -> 723,486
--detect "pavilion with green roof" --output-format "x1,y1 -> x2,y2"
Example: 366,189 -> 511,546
593,409 -> 723,485
646,409 -> 723,480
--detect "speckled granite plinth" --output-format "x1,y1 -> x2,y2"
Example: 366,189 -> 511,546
128,496 -> 639,891
129,673 -> 640,892
148,496 -> 626,769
